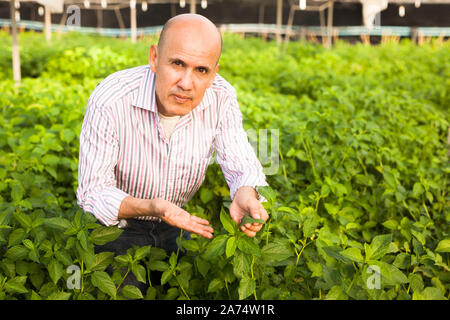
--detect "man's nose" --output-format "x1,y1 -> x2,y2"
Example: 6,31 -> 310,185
177,70 -> 194,91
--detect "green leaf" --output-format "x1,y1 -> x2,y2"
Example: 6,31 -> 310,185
339,247 -> 364,263
225,236 -> 237,258
367,260 -> 391,281
202,234 -> 228,260
46,291 -> 72,300
90,226 -> 123,245
306,260 -> 322,277
239,214 -> 265,228
368,234 -> 392,260
408,273 -> 424,293
182,239 -> 200,252
237,236 -> 260,256
91,271 -> 117,298
261,241 -> 293,263
11,183 -> 24,203
435,239 -> 450,253
413,287 -> 446,300
149,247 -> 167,261
134,245 -> 151,260
220,207 -> 236,234
55,250 -> 73,266
5,245 -> 29,261
303,215 -> 319,238
196,257 -> 210,278
207,278 -> 223,293
121,285 -> 144,300
257,186 -> 276,203
89,252 -> 114,272
321,246 -> 348,262
43,217 -> 72,231
238,276 -> 256,300
77,230 -> 89,251
412,182 -> 424,198
382,219 -> 398,230
13,211 -> 32,229
60,128 -> 76,143
131,263 -> 147,284
149,260 -> 169,272
200,188 -> 214,204
161,269 -> 172,285
325,285 -> 348,300
4,276 -> 28,294
233,251 -> 251,278
47,259 -> 63,285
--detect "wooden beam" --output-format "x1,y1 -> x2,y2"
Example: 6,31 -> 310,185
190,0 -> 196,14
57,11 -> 68,36
284,5 -> 295,44
114,7 -> 125,29
44,5 -> 52,43
10,0 -> 21,86
276,0 -> 282,46
171,2 -> 176,17
131,1 -> 137,43
258,3 -> 265,24
96,9 -> 102,33
326,0 -> 334,48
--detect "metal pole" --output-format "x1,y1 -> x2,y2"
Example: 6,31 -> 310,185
10,0 -> 21,86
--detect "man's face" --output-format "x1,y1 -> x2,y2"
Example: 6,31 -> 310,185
148,26 -> 220,116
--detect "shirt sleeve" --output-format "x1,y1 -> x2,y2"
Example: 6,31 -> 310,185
76,100 -> 129,226
213,93 -> 269,202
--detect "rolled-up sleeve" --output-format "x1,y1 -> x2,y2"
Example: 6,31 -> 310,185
76,100 -> 129,226
214,93 -> 269,202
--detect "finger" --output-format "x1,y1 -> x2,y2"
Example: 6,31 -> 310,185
189,222 -> 214,238
243,228 -> 256,238
190,215 -> 210,225
259,207 -> 269,221
195,226 -> 214,239
244,223 -> 262,233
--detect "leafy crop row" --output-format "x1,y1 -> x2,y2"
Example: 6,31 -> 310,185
0,31 -> 448,300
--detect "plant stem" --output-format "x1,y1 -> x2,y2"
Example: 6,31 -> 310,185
80,259 -> 84,294
422,201 -> 431,220
173,270 -> 190,300
251,255 -> 257,300
225,280 -> 231,300
116,268 -> 130,292
402,200 -> 417,221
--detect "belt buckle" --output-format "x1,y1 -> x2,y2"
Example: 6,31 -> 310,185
117,219 -> 128,229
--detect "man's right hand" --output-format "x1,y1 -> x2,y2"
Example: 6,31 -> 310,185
152,198 -> 214,239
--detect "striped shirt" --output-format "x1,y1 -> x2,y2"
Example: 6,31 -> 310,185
76,65 -> 268,226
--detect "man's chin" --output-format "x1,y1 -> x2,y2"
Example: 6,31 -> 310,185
159,103 -> 194,117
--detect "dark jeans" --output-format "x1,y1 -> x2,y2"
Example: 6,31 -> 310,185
94,219 -> 190,296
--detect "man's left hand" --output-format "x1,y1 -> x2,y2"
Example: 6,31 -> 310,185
229,186 -> 269,237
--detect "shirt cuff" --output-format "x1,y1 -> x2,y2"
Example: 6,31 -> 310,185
230,180 -> 269,203
88,186 -> 129,226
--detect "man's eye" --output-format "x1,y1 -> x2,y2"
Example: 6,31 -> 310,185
198,67 -> 207,74
173,60 -> 183,66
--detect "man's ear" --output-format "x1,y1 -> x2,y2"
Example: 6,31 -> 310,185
149,44 -> 158,73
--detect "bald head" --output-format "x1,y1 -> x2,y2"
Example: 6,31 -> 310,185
158,14 -> 222,64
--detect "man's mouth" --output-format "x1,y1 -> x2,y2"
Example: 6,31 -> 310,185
172,94 -> 192,103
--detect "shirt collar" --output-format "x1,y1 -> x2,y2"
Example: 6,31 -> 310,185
132,65 -> 213,114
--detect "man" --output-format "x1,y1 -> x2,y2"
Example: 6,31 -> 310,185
76,14 -> 269,291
